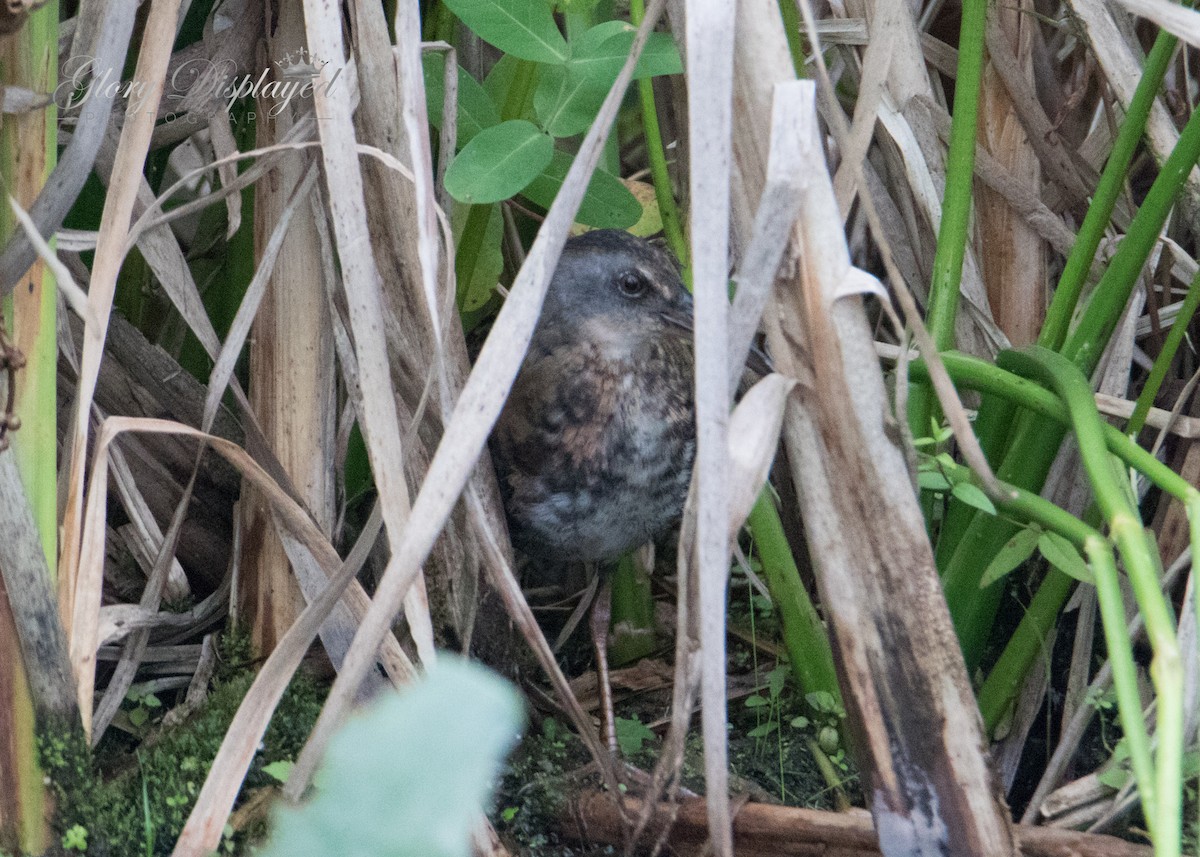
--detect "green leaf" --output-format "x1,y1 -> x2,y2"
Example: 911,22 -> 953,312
1096,767 -> 1131,789
261,760 -> 294,784
767,664 -> 789,700
747,722 -> 778,738
422,54 -> 500,145
980,526 -> 1040,588
1096,744 -> 1132,790
567,25 -> 682,82
917,469 -> 951,492
533,26 -> 681,138
442,0 -> 568,64
453,203 -> 504,312
950,481 -> 996,515
484,55 -> 523,111
805,691 -> 838,714
1038,531 -> 1094,584
259,658 -> 524,857
521,149 -> 641,228
444,120 -> 553,205
532,64 -> 600,138
615,716 -> 657,756
744,694 -> 770,708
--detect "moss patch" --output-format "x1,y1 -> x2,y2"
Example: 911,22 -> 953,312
39,634 -> 324,857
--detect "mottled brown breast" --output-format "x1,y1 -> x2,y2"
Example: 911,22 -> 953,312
492,335 -> 694,563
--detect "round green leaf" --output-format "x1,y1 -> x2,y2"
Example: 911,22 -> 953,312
534,27 -> 682,138
444,120 -> 553,205
533,63 -> 603,138
1037,531 -> 1094,584
521,149 -> 641,228
979,526 -> 1040,588
442,0 -> 568,64
567,25 -> 682,83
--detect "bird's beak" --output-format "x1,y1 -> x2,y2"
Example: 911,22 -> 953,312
660,307 -> 774,378
660,308 -> 693,334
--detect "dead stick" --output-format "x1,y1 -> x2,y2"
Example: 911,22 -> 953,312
561,792 -> 1152,857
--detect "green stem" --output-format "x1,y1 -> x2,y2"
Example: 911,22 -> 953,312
748,492 -> 840,705
1064,103 -> 1200,374
977,568 -> 1074,733
0,2 -> 58,849
1127,263 -> 1200,436
630,0 -> 688,267
936,30 -> 1181,574
901,352 -> 1198,503
1040,30 -> 1178,351
1084,540 -> 1163,843
805,738 -> 851,811
907,0 -> 987,435
609,553 -> 658,666
777,0 -> 807,80
939,95 -> 1200,650
1004,347 -> 1181,851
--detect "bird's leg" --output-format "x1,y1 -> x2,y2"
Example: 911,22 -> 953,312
590,572 -> 618,756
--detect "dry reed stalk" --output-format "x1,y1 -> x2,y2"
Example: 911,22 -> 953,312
730,4 -> 1016,853
236,1 -> 337,655
976,0 -> 1047,346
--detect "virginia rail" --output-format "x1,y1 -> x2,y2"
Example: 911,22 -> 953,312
491,229 -> 695,751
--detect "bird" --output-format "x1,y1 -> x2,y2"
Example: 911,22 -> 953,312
491,228 -> 695,752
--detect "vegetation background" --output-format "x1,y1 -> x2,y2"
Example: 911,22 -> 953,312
0,0 -> 1198,854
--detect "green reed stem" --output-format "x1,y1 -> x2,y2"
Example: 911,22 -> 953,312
1004,346 -> 1181,852
748,492 -> 840,705
907,0 -> 986,436
1128,263 -> 1200,436
631,0 -> 688,268
1040,30 -> 1177,352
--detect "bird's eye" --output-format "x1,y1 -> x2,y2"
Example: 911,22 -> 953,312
616,271 -> 649,299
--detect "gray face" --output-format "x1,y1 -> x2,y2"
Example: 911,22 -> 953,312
539,230 -> 692,345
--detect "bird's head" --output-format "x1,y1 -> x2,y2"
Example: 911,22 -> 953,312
538,230 -> 692,357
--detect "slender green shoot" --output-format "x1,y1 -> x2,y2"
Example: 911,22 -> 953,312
748,492 -> 841,705
942,108 -> 1200,658
907,0 -> 986,436
1004,347 -> 1181,851
777,0 -> 807,79
1040,30 -> 1178,351
1127,263 -> 1200,436
630,0 -> 688,268
609,553 -> 658,666
1064,104 -> 1200,374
